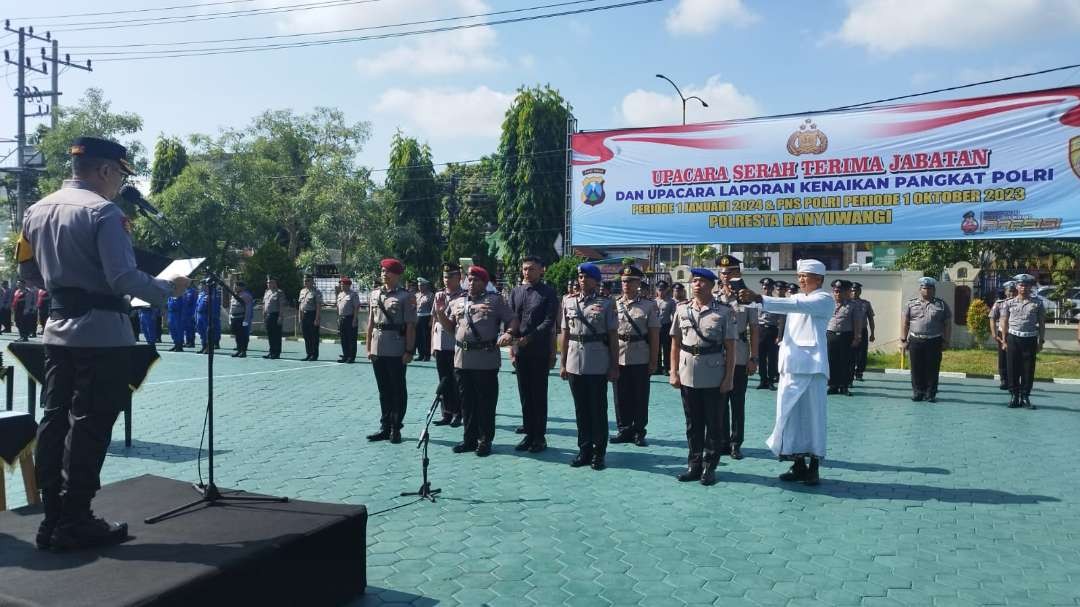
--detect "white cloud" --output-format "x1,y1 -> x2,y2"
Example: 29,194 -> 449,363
618,75 -> 762,127
665,0 -> 758,35
373,86 -> 514,138
262,0 -> 503,76
834,0 -> 1080,54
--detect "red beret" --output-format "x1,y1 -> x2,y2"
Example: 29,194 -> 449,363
380,258 -> 404,275
468,265 -> 490,283
339,276 -> 352,285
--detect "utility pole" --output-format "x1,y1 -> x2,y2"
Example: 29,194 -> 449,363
3,20 -> 92,229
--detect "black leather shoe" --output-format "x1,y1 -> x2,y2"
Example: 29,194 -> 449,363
337,357 -> 347,363
1008,393 -> 1021,408
570,452 -> 591,467
633,435 -> 648,447
730,444 -> 743,460
769,383 -> 778,391
803,457 -> 821,486
590,455 -> 606,471
390,431 -> 402,444
1022,395 -> 1036,410
452,442 -> 477,453
912,393 -> 924,402
476,443 -> 492,457
49,515 -> 129,551
528,441 -> 547,453
927,394 -> 937,403
700,463 -> 717,486
433,417 -> 453,426
366,429 -> 391,441
779,459 -> 808,482
827,387 -> 839,395
230,351 -> 240,357
450,416 -> 463,428
262,354 -> 273,359
301,355 -> 312,361
998,383 -> 1009,390
514,425 -> 527,434
237,352 -> 246,358
677,465 -> 703,482
755,383 -> 769,390
514,437 -> 532,451
609,433 -> 632,444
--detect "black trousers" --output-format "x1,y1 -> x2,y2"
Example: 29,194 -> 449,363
996,340 -> 1008,385
615,363 -> 650,437
516,343 -> 551,441
1006,334 -> 1038,396
372,355 -> 407,430
681,385 -> 727,466
415,316 -> 432,360
758,325 -> 779,383
338,314 -> 357,360
853,334 -> 869,376
658,324 -> 672,371
301,310 -> 319,358
908,335 -> 943,396
17,310 -> 34,340
722,365 -> 748,446
0,306 -> 10,332
435,350 -> 459,419
230,317 -> 250,352
456,368 -> 499,446
827,330 -> 854,389
568,374 -> 609,457
37,346 -> 128,497
266,312 -> 282,356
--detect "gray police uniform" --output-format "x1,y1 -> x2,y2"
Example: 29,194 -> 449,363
263,288 -> 283,358
671,299 -> 736,467
827,300 -> 864,392
298,286 -> 323,359
720,298 -> 758,450
433,287 -> 466,422
448,293 -> 513,448
655,295 -> 677,373
1001,297 -> 1045,401
562,291 -> 617,458
903,296 -> 951,399
337,289 -> 360,362
852,297 -> 874,378
369,286 -> 417,433
229,289 -> 254,355
614,296 -> 660,440
19,180 -> 171,501
989,297 -> 1009,386
415,291 -> 434,361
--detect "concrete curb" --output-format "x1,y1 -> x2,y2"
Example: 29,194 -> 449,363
880,368 -> 1077,384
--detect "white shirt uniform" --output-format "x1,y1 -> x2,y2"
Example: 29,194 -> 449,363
759,287 -> 834,458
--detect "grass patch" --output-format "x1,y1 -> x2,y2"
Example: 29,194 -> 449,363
866,348 -> 1080,379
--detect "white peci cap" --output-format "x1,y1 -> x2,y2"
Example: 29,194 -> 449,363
796,259 -> 826,275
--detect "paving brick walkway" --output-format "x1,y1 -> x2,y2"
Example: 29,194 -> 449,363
4,334 -> 1079,606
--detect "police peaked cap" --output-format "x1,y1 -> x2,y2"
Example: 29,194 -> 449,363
774,280 -> 788,288
1003,280 -> 1017,290
918,277 -> 937,287
1012,273 -> 1036,285
716,254 -> 741,268
831,279 -> 853,291
620,266 -> 645,280
70,136 -> 135,175
852,282 -> 863,289
759,277 -> 775,286
441,262 -> 462,275
656,280 -> 670,288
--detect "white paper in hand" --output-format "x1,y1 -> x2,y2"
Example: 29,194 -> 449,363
130,257 -> 205,308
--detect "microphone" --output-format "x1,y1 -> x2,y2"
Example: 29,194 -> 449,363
119,185 -> 164,219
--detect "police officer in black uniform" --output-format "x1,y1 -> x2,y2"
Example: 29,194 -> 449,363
850,282 -> 875,381
756,277 -> 781,390
18,137 -> 191,550
509,255 -> 559,452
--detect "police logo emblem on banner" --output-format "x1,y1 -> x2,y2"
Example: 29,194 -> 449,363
1070,136 -> 1080,180
786,118 -> 828,156
960,210 -> 979,235
581,168 -> 606,206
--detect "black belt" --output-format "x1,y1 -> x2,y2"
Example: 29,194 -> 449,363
49,287 -> 129,320
570,334 -> 608,344
681,343 -> 724,356
457,339 -> 496,351
375,322 -> 404,333
618,334 -> 646,342
738,331 -> 747,342
826,330 -> 852,336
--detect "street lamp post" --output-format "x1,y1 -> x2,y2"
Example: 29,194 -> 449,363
656,73 -> 708,125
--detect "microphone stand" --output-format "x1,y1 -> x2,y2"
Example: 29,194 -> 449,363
137,206 -> 287,524
401,388 -> 444,502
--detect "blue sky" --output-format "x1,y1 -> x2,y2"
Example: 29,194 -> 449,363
3,0 -> 1080,179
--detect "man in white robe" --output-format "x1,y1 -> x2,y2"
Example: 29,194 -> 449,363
749,259 -> 832,485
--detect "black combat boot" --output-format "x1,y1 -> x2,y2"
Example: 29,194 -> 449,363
1008,391 -> 1021,408
677,462 -> 703,482
803,456 -> 821,486
570,451 -> 592,467
1021,394 -> 1036,410
700,461 -> 717,486
779,457 -> 808,482
49,494 -> 128,551
35,489 -> 63,550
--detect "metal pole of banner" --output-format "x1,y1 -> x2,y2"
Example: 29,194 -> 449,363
564,112 -> 576,257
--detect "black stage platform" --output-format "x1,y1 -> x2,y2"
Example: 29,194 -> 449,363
0,475 -> 367,607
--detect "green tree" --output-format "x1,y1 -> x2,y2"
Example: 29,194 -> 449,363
150,136 -> 189,194
440,160 -> 498,273
33,88 -> 146,194
895,239 -> 1080,279
495,85 -> 571,269
243,241 -> 301,303
966,298 -> 991,348
384,132 -> 440,278
545,255 -> 585,295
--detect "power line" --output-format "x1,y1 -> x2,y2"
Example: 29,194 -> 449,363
64,0 -> 608,49
41,0 -> 387,32
9,0 -> 259,22
90,0 -> 668,61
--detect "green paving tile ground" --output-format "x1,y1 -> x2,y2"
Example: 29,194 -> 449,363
4,332 -> 1080,606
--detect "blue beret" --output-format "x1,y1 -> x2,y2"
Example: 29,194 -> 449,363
690,268 -> 717,282
577,263 -> 602,282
